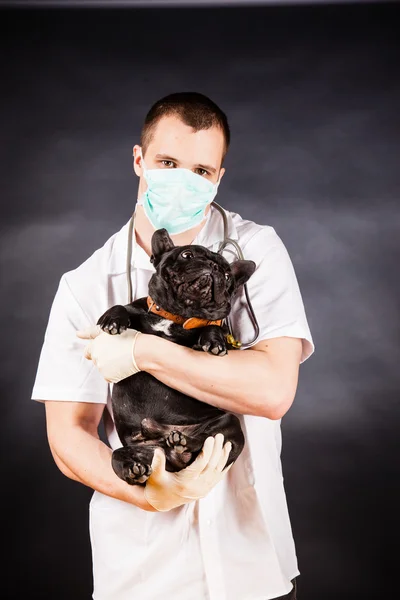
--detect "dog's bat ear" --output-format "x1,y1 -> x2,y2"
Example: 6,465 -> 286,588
150,228 -> 175,267
230,260 -> 256,288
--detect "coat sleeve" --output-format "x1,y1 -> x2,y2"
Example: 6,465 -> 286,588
228,228 -> 315,364
31,273 -> 109,403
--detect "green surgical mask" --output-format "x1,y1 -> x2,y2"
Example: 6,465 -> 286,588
137,152 -> 221,234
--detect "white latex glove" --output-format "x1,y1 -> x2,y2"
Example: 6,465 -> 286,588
144,433 -> 233,512
76,325 -> 141,383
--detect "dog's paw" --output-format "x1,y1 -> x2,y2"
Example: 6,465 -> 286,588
194,327 -> 228,356
166,431 -> 187,454
112,446 -> 155,485
125,460 -> 152,485
97,305 -> 130,335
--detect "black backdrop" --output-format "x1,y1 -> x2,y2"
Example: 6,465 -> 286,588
1,2 -> 399,599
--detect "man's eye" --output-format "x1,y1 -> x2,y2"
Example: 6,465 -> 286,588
161,160 -> 175,168
181,250 -> 193,259
195,168 -> 208,177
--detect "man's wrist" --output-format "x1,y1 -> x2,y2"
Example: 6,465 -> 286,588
134,332 -> 164,372
144,481 -> 187,512
116,474 -> 159,511
131,484 -> 159,512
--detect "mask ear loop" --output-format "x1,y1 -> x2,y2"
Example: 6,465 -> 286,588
139,148 -> 147,175
136,148 -> 148,207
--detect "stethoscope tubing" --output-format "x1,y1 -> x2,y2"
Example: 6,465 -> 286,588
126,201 -> 259,348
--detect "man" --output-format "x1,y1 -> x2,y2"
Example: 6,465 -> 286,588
31,92 -> 314,600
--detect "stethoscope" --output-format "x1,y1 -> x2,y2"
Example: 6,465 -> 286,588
126,200 -> 260,349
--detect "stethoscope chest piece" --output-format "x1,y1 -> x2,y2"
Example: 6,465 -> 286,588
225,333 -> 242,348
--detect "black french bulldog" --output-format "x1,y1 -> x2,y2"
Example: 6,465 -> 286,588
97,228 -> 256,485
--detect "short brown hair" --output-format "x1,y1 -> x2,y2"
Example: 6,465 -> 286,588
140,92 -> 230,163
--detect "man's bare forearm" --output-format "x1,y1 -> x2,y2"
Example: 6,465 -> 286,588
48,424 -> 157,512
135,334 -> 287,419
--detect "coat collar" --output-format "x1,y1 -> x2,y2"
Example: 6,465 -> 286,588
109,204 -> 239,275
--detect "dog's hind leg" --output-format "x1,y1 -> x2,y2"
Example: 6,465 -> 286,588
112,443 -> 157,486
162,412 -> 245,471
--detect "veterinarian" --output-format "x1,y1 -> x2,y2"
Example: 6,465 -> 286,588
32,92 -> 314,600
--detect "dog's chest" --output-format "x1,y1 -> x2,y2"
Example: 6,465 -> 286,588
150,318 -> 173,337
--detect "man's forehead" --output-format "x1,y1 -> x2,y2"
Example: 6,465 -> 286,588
147,115 -> 225,166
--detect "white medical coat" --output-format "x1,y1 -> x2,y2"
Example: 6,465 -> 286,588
31,205 -> 314,600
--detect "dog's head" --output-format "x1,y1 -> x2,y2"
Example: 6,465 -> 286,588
147,228 -> 256,321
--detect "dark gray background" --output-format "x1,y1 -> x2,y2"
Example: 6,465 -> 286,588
1,2 -> 399,599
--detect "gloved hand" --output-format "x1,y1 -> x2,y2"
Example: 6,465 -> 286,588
76,325 -> 141,383
144,433 -> 233,512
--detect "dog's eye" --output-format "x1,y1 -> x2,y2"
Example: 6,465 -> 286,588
181,250 -> 193,259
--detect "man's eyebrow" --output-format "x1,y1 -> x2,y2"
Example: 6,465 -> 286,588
155,154 -> 217,174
